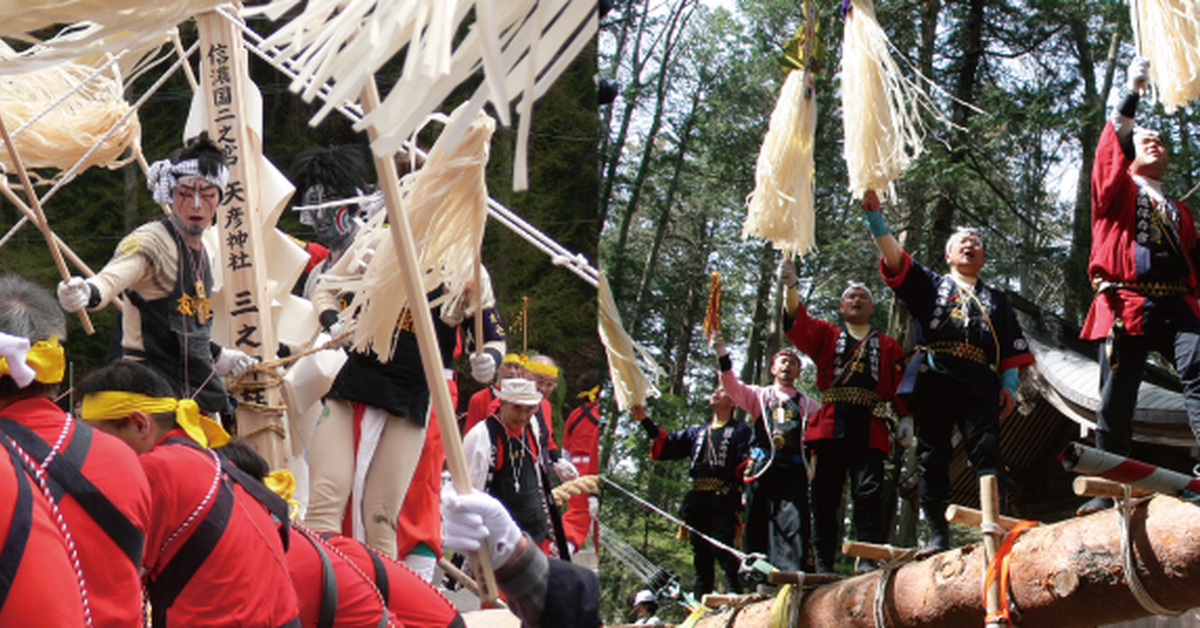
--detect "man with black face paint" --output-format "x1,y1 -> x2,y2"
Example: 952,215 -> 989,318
288,145 -> 373,300
57,133 -> 253,416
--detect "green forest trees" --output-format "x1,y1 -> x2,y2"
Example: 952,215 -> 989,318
598,0 -> 1200,622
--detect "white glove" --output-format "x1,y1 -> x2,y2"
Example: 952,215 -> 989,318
57,277 -> 91,313
554,458 -> 579,482
1128,57 -> 1150,92
470,352 -> 496,383
713,335 -> 728,356
896,416 -> 914,447
215,347 -> 256,379
328,321 -> 353,348
441,484 -> 523,567
779,257 -> 799,289
588,495 -> 599,519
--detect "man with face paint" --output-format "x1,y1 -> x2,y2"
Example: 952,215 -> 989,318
293,146 -> 507,576
1080,58 -> 1200,515
57,133 -> 253,416
713,333 -> 820,575
288,145 -> 372,300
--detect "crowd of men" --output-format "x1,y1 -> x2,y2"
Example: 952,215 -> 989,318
634,56 -> 1200,603
35,135 -> 601,626
5,51 -> 1195,624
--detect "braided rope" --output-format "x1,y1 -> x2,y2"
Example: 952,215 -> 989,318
1118,488 -> 1183,617
156,448 -> 222,566
310,529 -> 394,626
8,416 -> 93,627
550,474 -> 599,506
873,565 -> 899,628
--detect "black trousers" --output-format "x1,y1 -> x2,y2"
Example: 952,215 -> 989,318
808,438 -> 885,573
683,490 -> 743,596
1097,327 -> 1200,457
744,462 -> 812,573
911,370 -> 1005,517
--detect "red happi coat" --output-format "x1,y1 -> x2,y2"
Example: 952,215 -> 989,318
785,302 -> 907,455
1082,120 -> 1200,340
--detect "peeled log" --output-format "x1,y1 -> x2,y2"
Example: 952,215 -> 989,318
694,495 -> 1200,627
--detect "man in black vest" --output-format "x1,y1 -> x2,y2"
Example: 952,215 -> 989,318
463,377 -> 566,557
56,134 -> 254,418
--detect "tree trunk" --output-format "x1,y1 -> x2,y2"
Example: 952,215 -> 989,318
1066,27 -> 1118,326
599,0 -> 651,226
630,95 -> 700,334
609,0 -> 697,299
694,495 -> 1200,627
927,0 -> 987,256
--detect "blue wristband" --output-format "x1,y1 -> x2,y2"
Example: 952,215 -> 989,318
864,210 -> 891,238
1000,368 -> 1019,396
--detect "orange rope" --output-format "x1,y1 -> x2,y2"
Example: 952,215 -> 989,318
983,519 -> 1038,626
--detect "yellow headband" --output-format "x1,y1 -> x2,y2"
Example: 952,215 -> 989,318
0,338 -> 65,386
503,353 -> 529,367
80,391 -> 230,449
265,469 -> 300,521
577,386 -> 599,402
525,360 -> 559,379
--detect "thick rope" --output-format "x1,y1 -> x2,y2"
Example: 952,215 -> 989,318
873,564 -> 899,628
550,474 -> 599,506
1118,488 -> 1183,616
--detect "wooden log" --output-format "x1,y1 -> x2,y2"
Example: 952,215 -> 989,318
692,495 -> 1200,627
1073,476 -> 1153,499
765,571 -> 843,586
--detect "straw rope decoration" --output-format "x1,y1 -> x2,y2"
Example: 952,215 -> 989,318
550,475 -> 600,507
598,271 -> 663,411
1130,0 -> 1200,113
0,2 -> 226,75
703,271 -> 721,344
247,0 -> 597,191
742,0 -> 822,259
0,42 -> 140,180
840,0 -> 926,202
318,107 -> 495,359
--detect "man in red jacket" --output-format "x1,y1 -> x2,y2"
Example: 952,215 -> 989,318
1080,57 -> 1200,514
781,262 -> 909,573
0,337 -> 86,627
77,360 -> 300,628
0,274 -> 150,628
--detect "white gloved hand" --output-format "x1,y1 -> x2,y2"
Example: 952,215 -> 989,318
588,495 -> 599,519
1128,57 -> 1150,92
470,352 -> 496,383
215,347 -> 256,379
328,321 -> 353,348
779,257 -> 799,289
713,335 -> 728,356
57,277 -> 92,313
896,415 -> 915,447
441,484 -> 523,567
554,458 -> 579,482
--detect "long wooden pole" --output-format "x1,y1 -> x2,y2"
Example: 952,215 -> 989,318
980,475 -> 1002,626
693,495 -> 1200,627
358,78 -> 499,603
0,114 -> 94,334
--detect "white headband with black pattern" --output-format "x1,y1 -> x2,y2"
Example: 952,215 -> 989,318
146,157 -> 229,205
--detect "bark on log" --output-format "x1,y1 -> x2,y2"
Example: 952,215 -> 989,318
693,495 -> 1200,627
